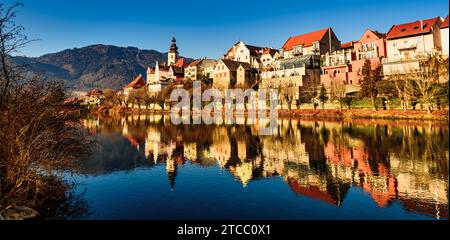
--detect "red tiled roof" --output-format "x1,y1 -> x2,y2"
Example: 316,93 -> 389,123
188,59 -> 202,67
287,178 -> 338,205
282,28 -> 330,51
341,41 -> 355,49
387,17 -> 441,39
175,58 -> 186,68
124,74 -> 146,89
441,16 -> 449,28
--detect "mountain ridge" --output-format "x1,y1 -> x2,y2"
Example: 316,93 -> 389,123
13,44 -> 193,90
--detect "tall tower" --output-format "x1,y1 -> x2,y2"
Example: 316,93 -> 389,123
168,36 -> 178,65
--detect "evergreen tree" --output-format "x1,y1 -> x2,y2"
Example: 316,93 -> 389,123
318,84 -> 328,109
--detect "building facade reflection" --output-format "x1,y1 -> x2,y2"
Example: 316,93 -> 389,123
81,115 -> 449,219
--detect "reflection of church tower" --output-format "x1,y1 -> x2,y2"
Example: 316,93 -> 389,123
166,157 -> 177,190
168,36 -> 178,65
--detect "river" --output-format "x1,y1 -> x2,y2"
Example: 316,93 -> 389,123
67,115 -> 448,220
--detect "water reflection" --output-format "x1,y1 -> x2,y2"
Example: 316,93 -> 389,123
81,115 -> 449,219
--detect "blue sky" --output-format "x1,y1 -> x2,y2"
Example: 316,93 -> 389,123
6,0 -> 449,59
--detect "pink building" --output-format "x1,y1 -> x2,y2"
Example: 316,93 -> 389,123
352,29 -> 387,79
321,41 -> 357,87
320,29 -> 386,89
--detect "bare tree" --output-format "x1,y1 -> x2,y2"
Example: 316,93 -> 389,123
387,54 -> 448,112
330,82 -> 347,110
103,89 -> 117,105
405,55 -> 448,113
0,2 -> 90,216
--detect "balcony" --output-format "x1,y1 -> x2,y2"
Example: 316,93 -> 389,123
322,59 -> 350,67
360,45 -> 377,52
397,43 -> 417,51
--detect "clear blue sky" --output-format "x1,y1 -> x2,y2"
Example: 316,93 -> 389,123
6,0 -> 449,59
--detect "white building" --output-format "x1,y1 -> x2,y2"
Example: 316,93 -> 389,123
382,17 -> 443,75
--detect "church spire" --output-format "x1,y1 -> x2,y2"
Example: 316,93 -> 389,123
169,35 -> 178,54
168,35 -> 179,65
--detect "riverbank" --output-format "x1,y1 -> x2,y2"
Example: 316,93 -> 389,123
91,105 -> 449,121
279,109 -> 449,121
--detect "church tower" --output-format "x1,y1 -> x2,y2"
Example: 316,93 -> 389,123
168,36 -> 178,65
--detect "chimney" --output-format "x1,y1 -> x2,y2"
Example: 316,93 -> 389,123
421,20 -> 423,30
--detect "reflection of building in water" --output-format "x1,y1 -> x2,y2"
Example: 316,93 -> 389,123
144,126 -> 161,162
229,161 -> 253,187
166,157 -> 177,190
94,115 -> 448,218
237,140 -> 247,162
204,127 -> 231,169
183,142 -> 197,161
81,117 -> 100,133
390,155 -> 448,217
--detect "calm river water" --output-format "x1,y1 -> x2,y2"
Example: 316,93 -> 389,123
69,115 -> 448,220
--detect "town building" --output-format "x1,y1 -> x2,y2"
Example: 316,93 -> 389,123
441,16 -> 449,57
146,36 -> 188,93
184,58 -> 217,81
382,17 -> 443,75
320,41 -> 356,87
281,28 -> 341,59
260,48 -> 281,67
224,41 -> 265,69
147,63 -> 170,94
260,55 -> 321,105
121,74 -> 146,104
83,88 -> 105,106
352,29 -> 387,75
320,29 -> 387,90
212,59 -> 253,90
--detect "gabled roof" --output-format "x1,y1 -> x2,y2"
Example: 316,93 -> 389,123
238,62 -> 252,70
170,65 -> 184,74
282,28 -> 330,50
175,58 -> 187,68
188,59 -> 202,67
358,29 -> 386,42
441,16 -> 449,28
263,48 -> 279,57
386,17 -> 441,40
371,30 -> 386,39
245,44 -> 264,57
220,59 -> 241,71
220,59 -> 252,71
124,75 -> 146,89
